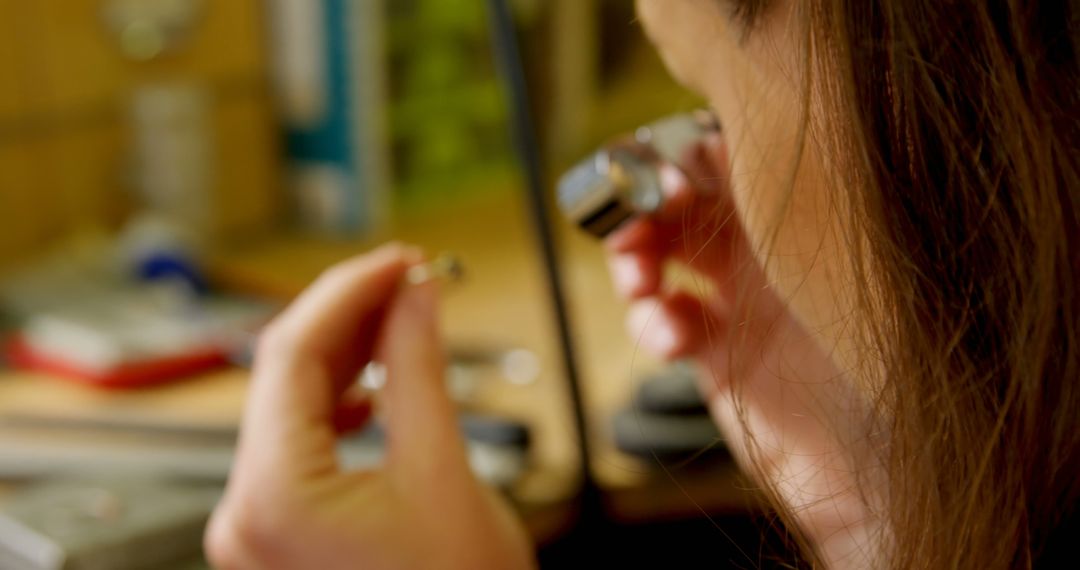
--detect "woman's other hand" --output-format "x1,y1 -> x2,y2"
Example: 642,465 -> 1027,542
604,133 -> 877,568
205,244 -> 535,570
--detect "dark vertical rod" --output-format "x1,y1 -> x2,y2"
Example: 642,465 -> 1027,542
485,0 -> 602,509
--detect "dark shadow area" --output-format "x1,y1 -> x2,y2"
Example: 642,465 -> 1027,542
539,513 -> 805,569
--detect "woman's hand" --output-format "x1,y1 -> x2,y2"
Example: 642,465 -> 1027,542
604,134 -> 878,568
205,244 -> 535,570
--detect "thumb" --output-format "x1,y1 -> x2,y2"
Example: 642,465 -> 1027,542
377,282 -> 470,478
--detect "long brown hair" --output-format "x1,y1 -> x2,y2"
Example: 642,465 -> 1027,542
783,0 -> 1080,567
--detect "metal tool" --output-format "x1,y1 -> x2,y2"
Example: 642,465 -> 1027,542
556,110 -> 719,238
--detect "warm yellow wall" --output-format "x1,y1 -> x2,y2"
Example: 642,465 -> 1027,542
0,9 -> 19,121
0,0 -> 281,266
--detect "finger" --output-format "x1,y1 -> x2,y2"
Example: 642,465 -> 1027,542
260,243 -> 422,377
238,244 -> 421,473
653,168 -> 744,286
605,217 -> 658,254
656,164 -> 698,217
607,138 -> 732,260
649,142 -> 740,280
656,133 -> 730,220
377,282 -> 471,478
607,250 -> 663,300
626,291 -> 726,360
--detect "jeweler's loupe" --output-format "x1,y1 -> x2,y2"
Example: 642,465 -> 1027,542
557,110 -> 720,238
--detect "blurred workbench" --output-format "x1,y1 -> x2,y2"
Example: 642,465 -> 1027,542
0,188 -> 758,544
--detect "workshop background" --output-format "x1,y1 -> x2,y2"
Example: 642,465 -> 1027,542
0,1 -> 794,568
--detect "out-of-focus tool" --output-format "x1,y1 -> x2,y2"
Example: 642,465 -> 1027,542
0,478 -> 218,570
611,364 -> 730,466
0,238 -> 276,388
556,111 -> 720,238
0,411 -> 531,489
2,291 -> 272,389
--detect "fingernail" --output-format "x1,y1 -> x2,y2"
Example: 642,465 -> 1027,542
627,301 -> 679,356
610,255 -> 644,298
659,165 -> 688,199
643,320 -> 678,355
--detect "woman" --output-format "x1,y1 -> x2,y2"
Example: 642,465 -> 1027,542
205,0 -> 1079,568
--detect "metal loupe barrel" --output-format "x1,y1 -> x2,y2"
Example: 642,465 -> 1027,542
556,112 -> 714,238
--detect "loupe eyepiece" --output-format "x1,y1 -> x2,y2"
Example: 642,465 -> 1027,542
556,111 -> 719,238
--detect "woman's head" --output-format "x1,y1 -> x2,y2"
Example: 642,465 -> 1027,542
636,0 -> 1080,567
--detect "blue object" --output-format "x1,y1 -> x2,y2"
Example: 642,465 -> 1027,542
136,253 -> 209,295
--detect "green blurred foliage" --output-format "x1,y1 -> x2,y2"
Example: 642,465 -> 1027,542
386,0 -> 511,205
